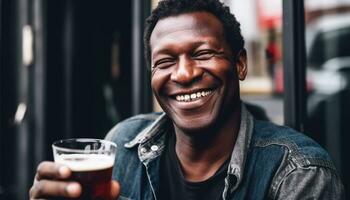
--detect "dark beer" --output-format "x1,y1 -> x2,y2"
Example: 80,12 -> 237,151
57,154 -> 114,200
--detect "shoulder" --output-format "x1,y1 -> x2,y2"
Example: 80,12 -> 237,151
252,120 -> 333,163
105,112 -> 163,146
252,121 -> 345,198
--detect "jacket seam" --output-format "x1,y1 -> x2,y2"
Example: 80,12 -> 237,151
254,138 -> 300,158
269,159 -> 297,199
254,139 -> 336,199
269,158 -> 338,199
254,138 -> 334,168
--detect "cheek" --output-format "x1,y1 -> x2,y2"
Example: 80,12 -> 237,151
151,71 -> 170,95
206,63 -> 235,81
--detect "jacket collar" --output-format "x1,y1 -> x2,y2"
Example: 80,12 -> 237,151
225,104 -> 254,192
124,103 -> 254,190
124,112 -> 168,148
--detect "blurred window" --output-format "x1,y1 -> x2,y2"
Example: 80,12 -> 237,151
304,0 -> 350,196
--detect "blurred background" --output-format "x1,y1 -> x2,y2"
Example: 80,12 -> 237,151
1,0 -> 350,199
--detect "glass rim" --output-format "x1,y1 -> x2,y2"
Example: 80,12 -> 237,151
52,138 -> 117,153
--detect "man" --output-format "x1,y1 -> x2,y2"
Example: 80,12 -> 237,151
30,0 -> 345,199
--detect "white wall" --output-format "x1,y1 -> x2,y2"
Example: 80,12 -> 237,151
224,0 -> 259,41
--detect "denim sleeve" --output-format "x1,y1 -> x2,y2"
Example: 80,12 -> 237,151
273,166 -> 345,200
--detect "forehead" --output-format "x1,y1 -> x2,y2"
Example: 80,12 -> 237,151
150,12 -> 225,50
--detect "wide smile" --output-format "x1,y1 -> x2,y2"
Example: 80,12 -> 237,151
167,88 -> 217,111
173,89 -> 214,102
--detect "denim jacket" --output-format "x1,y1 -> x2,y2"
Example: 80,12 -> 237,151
105,104 -> 345,200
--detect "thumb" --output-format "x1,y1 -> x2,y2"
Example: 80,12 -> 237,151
110,180 -> 120,199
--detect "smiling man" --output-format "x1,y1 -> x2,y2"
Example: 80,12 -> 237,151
30,0 -> 345,199
150,11 -> 244,133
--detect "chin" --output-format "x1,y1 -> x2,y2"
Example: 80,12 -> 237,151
171,113 -> 220,134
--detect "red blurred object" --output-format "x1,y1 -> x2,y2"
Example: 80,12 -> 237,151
257,0 -> 282,29
273,66 -> 314,94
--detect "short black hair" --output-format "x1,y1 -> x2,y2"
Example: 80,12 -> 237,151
143,0 -> 245,68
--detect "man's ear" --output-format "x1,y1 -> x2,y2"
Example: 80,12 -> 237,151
235,49 -> 248,80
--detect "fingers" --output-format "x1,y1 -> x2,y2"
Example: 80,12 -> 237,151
30,162 -> 120,199
36,161 -> 71,180
110,180 -> 121,198
29,180 -> 81,199
30,161 -> 78,199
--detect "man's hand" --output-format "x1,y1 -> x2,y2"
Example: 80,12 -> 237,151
29,161 -> 120,200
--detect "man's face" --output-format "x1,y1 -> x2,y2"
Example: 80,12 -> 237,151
150,12 -> 247,132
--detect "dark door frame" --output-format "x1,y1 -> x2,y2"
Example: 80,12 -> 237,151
131,0 -> 153,115
282,0 -> 307,131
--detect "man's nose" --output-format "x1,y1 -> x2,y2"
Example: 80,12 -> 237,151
170,56 -> 204,85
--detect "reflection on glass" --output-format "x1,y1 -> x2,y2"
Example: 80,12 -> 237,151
304,0 -> 350,196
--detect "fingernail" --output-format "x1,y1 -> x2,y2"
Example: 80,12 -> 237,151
66,183 -> 81,197
59,166 -> 70,177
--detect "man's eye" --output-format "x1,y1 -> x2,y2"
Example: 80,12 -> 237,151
192,50 -> 216,60
153,58 -> 175,69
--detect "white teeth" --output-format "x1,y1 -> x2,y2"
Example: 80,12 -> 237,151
175,90 -> 213,102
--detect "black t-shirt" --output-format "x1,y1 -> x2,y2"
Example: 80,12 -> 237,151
159,132 -> 229,200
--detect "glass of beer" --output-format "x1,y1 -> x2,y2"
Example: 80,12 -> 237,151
52,138 -> 117,200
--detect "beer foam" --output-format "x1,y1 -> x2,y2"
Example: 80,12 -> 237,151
55,154 -> 115,171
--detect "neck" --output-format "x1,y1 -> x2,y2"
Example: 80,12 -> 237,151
173,106 -> 241,182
